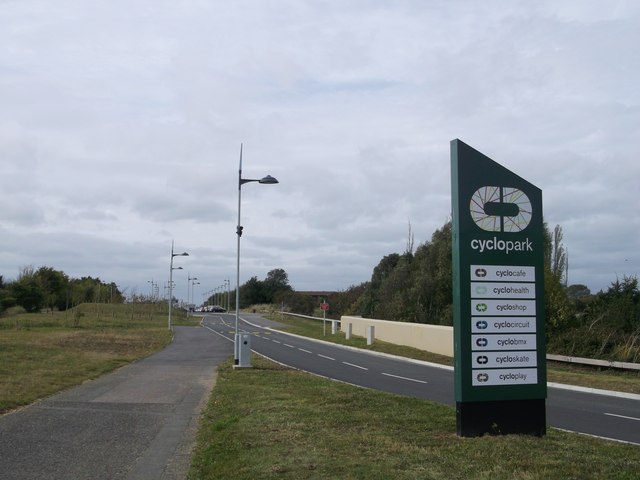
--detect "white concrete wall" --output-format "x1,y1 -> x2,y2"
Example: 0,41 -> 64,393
340,316 -> 454,357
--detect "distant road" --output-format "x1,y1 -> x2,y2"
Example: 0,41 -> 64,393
204,313 -> 640,445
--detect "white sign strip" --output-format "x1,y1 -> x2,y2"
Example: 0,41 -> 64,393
471,317 -> 537,333
470,282 -> 536,299
470,265 -> 535,282
472,368 -> 538,386
472,351 -> 537,369
471,299 -> 536,316
472,334 -> 537,351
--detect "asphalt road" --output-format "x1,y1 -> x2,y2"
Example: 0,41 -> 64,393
0,326 -> 232,480
204,313 -> 640,445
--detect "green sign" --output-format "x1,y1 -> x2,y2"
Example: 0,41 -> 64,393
451,139 -> 546,403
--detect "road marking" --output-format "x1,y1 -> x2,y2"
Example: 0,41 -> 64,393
318,354 -> 335,361
605,413 -> 640,422
298,348 -> 312,354
381,372 -> 428,384
342,361 -> 368,370
284,343 -> 295,348
272,340 -> 281,344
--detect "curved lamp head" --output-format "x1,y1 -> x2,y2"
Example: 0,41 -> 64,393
259,175 -> 279,184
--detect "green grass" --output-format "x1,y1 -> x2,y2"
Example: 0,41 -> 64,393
0,302 -> 199,413
267,314 -> 640,394
189,356 -> 640,480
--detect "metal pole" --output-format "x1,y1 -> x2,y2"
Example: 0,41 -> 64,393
168,241 -> 174,331
235,144 -> 243,364
186,272 -> 190,316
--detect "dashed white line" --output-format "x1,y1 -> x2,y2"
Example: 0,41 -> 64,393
272,340 -> 281,344
284,343 -> 295,348
298,348 -> 312,354
605,413 -> 640,422
342,361 -> 368,371
381,372 -> 427,384
318,354 -> 335,361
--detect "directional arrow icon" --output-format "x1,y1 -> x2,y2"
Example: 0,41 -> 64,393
476,355 -> 488,365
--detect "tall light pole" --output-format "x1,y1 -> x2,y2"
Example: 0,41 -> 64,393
235,143 -> 279,365
187,273 -> 198,315
168,241 -> 189,331
226,278 -> 231,312
191,280 -> 200,308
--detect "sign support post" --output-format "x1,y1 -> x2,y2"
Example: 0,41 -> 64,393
451,139 -> 546,437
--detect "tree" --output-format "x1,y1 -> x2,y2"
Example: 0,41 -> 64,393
240,276 -> 265,307
359,253 -> 401,318
9,267 -> 46,313
551,224 -> 567,285
35,266 -> 70,311
263,268 -> 292,303
543,223 -> 573,333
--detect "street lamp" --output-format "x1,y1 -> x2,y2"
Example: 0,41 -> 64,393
168,241 -> 189,331
191,280 -> 200,309
235,143 -> 279,365
187,273 -> 198,315
225,278 -> 231,311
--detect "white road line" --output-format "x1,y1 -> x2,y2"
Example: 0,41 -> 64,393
605,413 -> 640,422
318,354 -> 335,361
298,348 -> 312,354
381,372 -> 428,384
342,361 -> 368,370
272,340 -> 281,344
284,343 -> 295,348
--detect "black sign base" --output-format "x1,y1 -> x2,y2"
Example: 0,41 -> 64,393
456,399 -> 546,437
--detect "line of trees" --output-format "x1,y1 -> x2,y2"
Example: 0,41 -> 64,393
329,220 -> 638,362
0,266 -> 124,315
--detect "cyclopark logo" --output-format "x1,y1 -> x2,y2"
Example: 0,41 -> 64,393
470,186 -> 532,233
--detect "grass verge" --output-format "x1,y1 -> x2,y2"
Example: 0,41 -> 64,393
0,303 -> 199,414
266,314 -> 640,394
189,356 -> 640,480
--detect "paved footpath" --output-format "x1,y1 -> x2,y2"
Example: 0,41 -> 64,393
0,326 -> 232,480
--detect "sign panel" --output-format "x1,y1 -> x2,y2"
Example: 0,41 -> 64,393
451,139 -> 546,404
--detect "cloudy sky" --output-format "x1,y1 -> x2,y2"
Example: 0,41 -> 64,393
1,1 -> 638,303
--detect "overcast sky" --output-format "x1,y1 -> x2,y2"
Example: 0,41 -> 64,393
1,1 -> 639,303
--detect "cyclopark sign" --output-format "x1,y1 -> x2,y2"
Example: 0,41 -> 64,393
451,139 -> 546,437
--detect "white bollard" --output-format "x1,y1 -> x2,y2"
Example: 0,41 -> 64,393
331,320 -> 338,334
367,325 -> 375,345
346,323 -> 352,340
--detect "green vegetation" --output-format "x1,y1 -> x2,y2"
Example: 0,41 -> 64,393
0,302 -> 198,414
189,356 -> 640,480
0,266 -> 125,314
278,221 -> 639,365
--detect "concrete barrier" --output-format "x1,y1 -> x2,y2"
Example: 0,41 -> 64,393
340,315 -> 453,357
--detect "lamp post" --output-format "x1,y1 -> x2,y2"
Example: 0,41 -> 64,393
235,143 -> 279,365
191,280 -> 200,308
225,278 -> 231,312
168,241 -> 189,331
147,280 -> 156,300
187,273 -> 198,315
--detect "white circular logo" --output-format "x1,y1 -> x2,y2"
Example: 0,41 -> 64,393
470,186 -> 532,232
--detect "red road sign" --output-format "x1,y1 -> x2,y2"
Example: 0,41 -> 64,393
320,302 -> 329,311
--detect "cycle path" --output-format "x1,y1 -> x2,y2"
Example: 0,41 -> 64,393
0,326 -> 231,480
